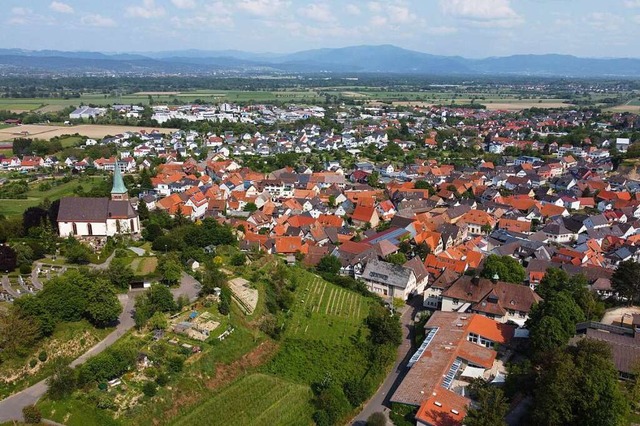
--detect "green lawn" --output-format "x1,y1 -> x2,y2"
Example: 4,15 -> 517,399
0,176 -> 106,217
171,373 -> 313,426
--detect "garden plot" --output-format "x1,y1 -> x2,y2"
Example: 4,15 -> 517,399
228,278 -> 259,314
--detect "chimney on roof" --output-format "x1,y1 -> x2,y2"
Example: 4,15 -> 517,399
472,276 -> 480,285
492,273 -> 499,284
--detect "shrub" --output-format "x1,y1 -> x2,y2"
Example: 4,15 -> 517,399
22,405 -> 42,424
19,263 -> 32,274
29,359 -> 37,368
38,350 -> 48,362
155,372 -> 169,386
367,412 -> 387,426
142,381 -> 157,397
167,355 -> 184,373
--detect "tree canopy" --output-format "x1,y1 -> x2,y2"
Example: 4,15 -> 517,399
611,260 -> 640,303
480,255 -> 526,284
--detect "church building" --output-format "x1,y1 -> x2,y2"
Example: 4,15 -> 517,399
57,166 -> 140,237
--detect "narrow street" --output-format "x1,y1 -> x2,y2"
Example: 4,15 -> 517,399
352,297 -> 423,425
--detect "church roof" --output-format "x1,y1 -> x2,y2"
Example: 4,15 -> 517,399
111,164 -> 127,194
58,197 -> 137,222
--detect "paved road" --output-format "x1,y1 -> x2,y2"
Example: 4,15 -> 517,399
2,275 -> 20,298
0,292 -> 137,422
351,297 -> 423,425
90,251 -> 116,271
172,271 -> 201,303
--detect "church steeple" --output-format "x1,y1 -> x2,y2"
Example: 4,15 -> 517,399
111,162 -> 128,201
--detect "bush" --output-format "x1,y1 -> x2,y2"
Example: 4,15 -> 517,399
29,359 -> 37,368
22,404 -> 42,424
167,355 -> 184,373
38,350 -> 48,362
155,372 -> 169,386
19,263 -> 32,274
367,412 -> 387,426
142,381 -> 157,397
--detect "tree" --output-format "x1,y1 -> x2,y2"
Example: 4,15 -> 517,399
385,252 -> 407,265
47,359 -> 77,400
148,311 -> 168,330
243,202 -> 258,212
480,255 -> 525,284
0,309 -> 41,356
365,304 -> 402,346
366,412 -> 387,426
316,255 -> 342,275
158,255 -> 182,285
85,279 -> 122,327
142,381 -> 157,397
465,386 -> 508,426
367,171 -> 380,188
107,258 -> 135,290
611,260 -> 640,303
147,283 -> 177,313
65,242 -> 91,264
22,405 -> 42,424
527,291 -> 585,353
0,244 -> 17,271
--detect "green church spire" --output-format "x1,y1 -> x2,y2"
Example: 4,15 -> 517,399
111,162 -> 127,196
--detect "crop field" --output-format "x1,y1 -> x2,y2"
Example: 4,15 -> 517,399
286,271 -> 369,342
0,124 -> 178,141
171,373 -> 313,426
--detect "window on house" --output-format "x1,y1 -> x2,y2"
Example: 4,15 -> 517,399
452,299 -> 459,305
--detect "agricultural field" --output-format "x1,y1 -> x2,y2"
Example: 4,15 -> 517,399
0,176 -> 106,217
286,270 -> 369,342
0,124 -> 178,141
171,373 -> 313,426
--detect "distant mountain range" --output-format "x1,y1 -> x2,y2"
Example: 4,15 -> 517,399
1,45 -> 640,77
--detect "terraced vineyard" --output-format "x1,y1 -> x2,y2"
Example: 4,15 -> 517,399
287,270 -> 369,342
171,373 -> 312,426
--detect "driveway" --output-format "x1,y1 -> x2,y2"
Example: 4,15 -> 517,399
171,271 -> 201,303
351,297 -> 423,425
0,292 -> 137,422
2,275 -> 20,298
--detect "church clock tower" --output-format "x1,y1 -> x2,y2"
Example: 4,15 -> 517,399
111,162 -> 129,201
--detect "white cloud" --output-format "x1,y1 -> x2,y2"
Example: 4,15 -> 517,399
126,0 -> 166,19
50,1 -> 74,14
82,14 -> 117,27
346,4 -> 361,15
298,3 -> 334,23
8,7 -> 55,25
426,26 -> 458,35
236,0 -> 289,17
171,0 -> 196,9
624,0 -> 640,7
586,12 -> 623,30
440,0 -> 523,27
370,15 -> 387,27
171,2 -> 233,29
368,2 -> 383,13
387,4 -> 417,24
635,15 -> 640,23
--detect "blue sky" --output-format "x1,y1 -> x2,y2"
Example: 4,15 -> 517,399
3,0 -> 640,57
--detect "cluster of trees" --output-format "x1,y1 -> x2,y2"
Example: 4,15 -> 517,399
487,267 -> 623,425
0,270 -> 122,362
316,255 -> 370,296
133,283 -> 177,329
12,138 -> 63,156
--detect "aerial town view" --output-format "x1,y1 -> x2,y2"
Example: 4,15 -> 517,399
1,1 -> 640,425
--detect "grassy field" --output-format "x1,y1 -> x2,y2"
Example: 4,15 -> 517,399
129,257 -> 158,276
37,397 -> 121,426
171,373 -> 313,426
0,176 -> 106,217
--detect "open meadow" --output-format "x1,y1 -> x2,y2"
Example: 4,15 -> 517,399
0,124 -> 178,141
0,176 -> 106,217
